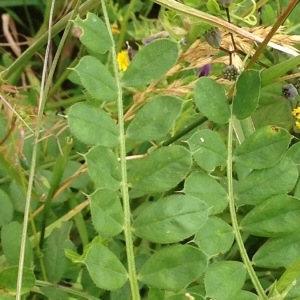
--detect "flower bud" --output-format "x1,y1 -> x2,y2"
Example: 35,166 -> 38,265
282,83 -> 298,100
204,27 -> 222,49
217,0 -> 234,8
222,64 -> 239,81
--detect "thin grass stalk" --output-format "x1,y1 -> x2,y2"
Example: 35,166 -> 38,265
16,1 -> 56,298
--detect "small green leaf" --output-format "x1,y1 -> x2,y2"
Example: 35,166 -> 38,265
126,95 -> 182,141
85,146 -> 121,191
0,267 -> 35,295
236,157 -> 298,206
241,195 -> 300,237
133,194 -> 208,243
128,146 -> 192,198
139,245 -> 207,292
73,12 -> 112,54
253,230 -> 300,268
122,39 -> 179,87
194,77 -> 230,124
233,70 -> 261,119
184,172 -> 228,215
44,222 -> 73,283
194,216 -> 234,256
72,56 -> 117,102
205,261 -> 246,300
68,102 -> 119,147
84,243 -> 128,290
234,125 -> 291,169
89,189 -> 124,238
187,129 -> 227,172
1,221 -> 33,268
0,189 -> 13,226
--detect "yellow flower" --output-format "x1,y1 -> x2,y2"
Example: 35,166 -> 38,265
111,24 -> 120,34
117,50 -> 130,72
295,120 -> 300,130
292,107 -> 300,119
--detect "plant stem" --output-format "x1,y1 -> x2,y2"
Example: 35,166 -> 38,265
246,0 -> 300,69
101,1 -> 140,299
227,115 -> 267,299
16,1 -> 56,298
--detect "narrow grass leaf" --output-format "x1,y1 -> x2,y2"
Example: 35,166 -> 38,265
195,77 -> 230,124
184,172 -> 228,215
128,145 -> 192,198
0,267 -> 35,296
68,102 -> 119,147
234,125 -> 291,169
233,70 -> 261,119
72,56 -> 117,102
187,129 -> 227,172
89,189 -> 124,238
253,230 -> 300,268
194,216 -> 234,256
72,12 -> 112,54
85,146 -> 121,191
1,221 -> 33,268
139,245 -> 207,292
44,222 -> 73,283
205,261 -> 246,300
84,243 -> 128,290
122,39 -> 179,87
126,95 -> 182,141
241,195 -> 300,238
236,157 -> 298,206
133,194 -> 208,243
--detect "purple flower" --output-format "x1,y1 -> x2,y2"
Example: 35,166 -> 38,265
198,64 -> 211,77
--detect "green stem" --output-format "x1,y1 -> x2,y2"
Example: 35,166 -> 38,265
227,115 -> 267,299
116,0 -> 139,52
101,1 -> 140,299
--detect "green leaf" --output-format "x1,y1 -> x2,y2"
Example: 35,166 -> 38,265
122,39 -> 179,87
138,245 -> 207,292
85,146 -> 121,191
276,257 -> 300,298
89,189 -> 124,238
261,55 -> 300,87
241,195 -> 300,238
72,12 -> 112,54
187,129 -> 227,172
1,221 -> 33,268
253,230 -> 300,268
84,243 -> 128,291
0,267 -> 35,296
72,56 -> 117,102
184,172 -> 228,215
44,222 -> 73,283
234,125 -> 291,169
194,77 -> 230,124
128,145 -> 192,198
236,157 -> 298,206
205,261 -> 246,300
233,70 -> 261,119
133,194 -> 208,243
126,95 -> 182,141
68,102 -> 119,147
194,216 -> 234,256
0,189 -> 13,226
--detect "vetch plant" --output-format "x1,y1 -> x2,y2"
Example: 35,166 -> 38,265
0,0 -> 300,299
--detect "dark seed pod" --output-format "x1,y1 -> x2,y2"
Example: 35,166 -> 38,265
222,65 -> 239,81
282,83 -> 299,100
204,27 -> 222,49
217,0 -> 234,8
